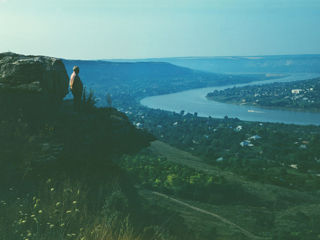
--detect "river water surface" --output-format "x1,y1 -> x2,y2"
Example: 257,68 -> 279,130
140,73 -> 320,125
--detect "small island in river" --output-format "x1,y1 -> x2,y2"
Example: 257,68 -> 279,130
206,76 -> 320,112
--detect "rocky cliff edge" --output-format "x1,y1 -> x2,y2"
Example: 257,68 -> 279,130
0,52 -> 68,97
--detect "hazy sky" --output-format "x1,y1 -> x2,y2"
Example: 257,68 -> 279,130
1,0 -> 320,59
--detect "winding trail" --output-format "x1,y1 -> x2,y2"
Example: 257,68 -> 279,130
152,191 -> 270,240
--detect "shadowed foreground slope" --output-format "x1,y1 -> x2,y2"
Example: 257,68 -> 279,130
0,53 -> 193,240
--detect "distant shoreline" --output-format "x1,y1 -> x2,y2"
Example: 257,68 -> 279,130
206,96 -> 320,113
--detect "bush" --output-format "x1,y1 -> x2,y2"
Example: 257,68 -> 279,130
81,88 -> 97,112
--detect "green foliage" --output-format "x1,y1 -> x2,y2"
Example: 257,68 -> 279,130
273,205 -> 320,240
126,107 -> 320,191
0,179 -> 141,240
120,152 -> 263,206
102,187 -> 129,222
81,88 -> 97,112
0,101 -> 186,240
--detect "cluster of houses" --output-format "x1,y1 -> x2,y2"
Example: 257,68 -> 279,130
290,87 -> 315,102
294,139 -> 309,150
240,135 -> 262,147
234,125 -> 262,147
291,88 -> 313,94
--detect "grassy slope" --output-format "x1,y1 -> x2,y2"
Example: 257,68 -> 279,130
0,101 -> 182,240
143,140 -> 320,240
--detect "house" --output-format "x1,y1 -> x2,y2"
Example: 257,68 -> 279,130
216,157 -> 224,162
290,164 -> 298,169
235,125 -> 243,132
299,144 -> 307,149
291,89 -> 302,94
249,135 -> 262,140
240,140 -> 253,147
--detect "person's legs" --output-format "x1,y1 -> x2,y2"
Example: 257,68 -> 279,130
72,90 -> 81,111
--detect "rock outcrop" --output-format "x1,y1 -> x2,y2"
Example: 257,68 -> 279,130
0,52 -> 69,118
0,52 -> 68,98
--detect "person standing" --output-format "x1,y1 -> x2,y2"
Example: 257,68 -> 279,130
69,66 -> 83,111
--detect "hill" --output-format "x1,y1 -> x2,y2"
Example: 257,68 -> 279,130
117,55 -> 320,74
63,59 -> 274,103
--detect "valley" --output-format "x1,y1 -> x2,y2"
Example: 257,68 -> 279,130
1,54 -> 319,240
62,56 -> 320,240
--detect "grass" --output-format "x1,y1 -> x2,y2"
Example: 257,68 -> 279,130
140,141 -> 320,239
139,189 -> 247,240
0,179 -> 142,240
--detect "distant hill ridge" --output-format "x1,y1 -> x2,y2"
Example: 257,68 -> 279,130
63,59 -> 206,85
105,54 -> 320,74
63,59 -> 272,100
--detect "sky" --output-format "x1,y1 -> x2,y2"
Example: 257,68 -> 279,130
0,0 -> 320,59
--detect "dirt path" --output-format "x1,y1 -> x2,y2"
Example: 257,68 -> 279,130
152,191 -> 270,240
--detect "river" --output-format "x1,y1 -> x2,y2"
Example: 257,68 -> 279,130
140,73 -> 320,126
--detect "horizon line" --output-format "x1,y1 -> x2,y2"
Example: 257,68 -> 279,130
2,51 -> 320,61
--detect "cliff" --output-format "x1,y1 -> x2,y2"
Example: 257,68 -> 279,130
0,52 -> 154,178
0,53 -> 163,240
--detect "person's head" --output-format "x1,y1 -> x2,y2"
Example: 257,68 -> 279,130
73,66 -> 79,74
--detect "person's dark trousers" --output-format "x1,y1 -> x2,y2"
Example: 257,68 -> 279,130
72,90 -> 82,111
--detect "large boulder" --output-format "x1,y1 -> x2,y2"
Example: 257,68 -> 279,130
0,52 -> 68,98
0,52 -> 69,119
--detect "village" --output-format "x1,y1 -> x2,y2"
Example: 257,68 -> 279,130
113,97 -> 320,191
207,77 -> 320,111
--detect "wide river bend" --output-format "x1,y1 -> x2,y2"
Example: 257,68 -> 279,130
140,73 -> 320,126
